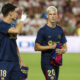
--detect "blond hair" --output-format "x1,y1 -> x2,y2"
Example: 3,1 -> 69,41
46,6 -> 57,13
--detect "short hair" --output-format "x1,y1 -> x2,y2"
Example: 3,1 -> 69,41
46,6 -> 57,13
1,3 -> 16,17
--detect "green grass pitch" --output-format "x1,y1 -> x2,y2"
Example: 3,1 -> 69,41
21,53 -> 80,80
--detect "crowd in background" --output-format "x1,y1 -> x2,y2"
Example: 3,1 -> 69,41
0,0 -> 80,36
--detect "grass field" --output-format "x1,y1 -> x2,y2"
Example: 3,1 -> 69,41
21,53 -> 80,80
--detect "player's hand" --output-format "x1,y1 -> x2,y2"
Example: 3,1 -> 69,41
50,43 -> 57,49
20,60 -> 25,68
56,49 -> 66,54
20,12 -> 27,21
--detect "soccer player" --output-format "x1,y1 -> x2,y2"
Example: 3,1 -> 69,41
0,3 -> 26,80
35,6 -> 67,80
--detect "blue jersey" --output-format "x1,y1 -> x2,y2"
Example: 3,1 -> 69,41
35,24 -> 67,64
0,20 -> 19,62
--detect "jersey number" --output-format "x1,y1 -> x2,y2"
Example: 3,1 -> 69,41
47,69 -> 55,77
0,70 -> 7,77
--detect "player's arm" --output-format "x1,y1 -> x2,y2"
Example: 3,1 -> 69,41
17,45 -> 24,67
8,21 -> 24,34
34,42 -> 57,51
8,14 -> 26,34
56,43 -> 67,54
62,43 -> 67,53
56,27 -> 67,54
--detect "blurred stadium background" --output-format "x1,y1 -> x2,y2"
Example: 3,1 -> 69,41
0,0 -> 80,80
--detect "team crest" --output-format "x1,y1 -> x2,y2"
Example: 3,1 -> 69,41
48,40 -> 56,46
48,40 -> 53,46
58,34 -> 61,40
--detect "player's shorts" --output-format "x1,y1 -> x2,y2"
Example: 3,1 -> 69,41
0,61 -> 21,80
41,63 -> 59,80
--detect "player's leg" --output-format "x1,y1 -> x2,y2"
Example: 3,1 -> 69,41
46,68 -> 56,80
41,63 -> 46,78
41,64 -> 56,80
11,62 -> 21,80
55,66 -> 59,80
0,61 -> 13,80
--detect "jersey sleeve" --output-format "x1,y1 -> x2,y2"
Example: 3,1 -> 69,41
35,28 -> 44,44
0,25 -> 10,34
60,29 -> 67,44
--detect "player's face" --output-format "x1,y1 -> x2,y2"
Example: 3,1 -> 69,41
47,10 -> 57,23
10,10 -> 18,20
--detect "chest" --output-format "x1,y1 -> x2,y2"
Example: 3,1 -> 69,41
43,28 -> 62,42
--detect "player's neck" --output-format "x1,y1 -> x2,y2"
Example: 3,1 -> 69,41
3,16 -> 12,24
47,22 -> 56,28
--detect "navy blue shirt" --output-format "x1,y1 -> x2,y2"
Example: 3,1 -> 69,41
0,20 -> 19,62
35,24 -> 67,64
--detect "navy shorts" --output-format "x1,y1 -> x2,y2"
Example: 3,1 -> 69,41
0,61 -> 21,80
41,63 -> 59,80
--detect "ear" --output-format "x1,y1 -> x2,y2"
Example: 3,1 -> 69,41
9,11 -> 12,16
